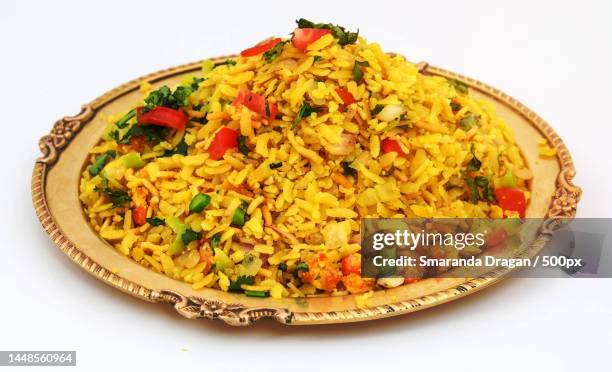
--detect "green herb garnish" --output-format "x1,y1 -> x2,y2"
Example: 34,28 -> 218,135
181,228 -> 201,245
143,77 -> 204,112
278,263 -> 288,271
146,217 -> 165,226
352,60 -> 369,82
216,59 -> 237,67
163,136 -> 188,157
462,173 -> 480,204
341,161 -> 357,177
263,40 -> 288,63
371,104 -> 385,116
228,275 -> 255,292
295,262 -> 309,272
210,232 -> 222,250
474,176 -> 488,188
475,177 -> 497,203
143,85 -> 175,111
293,102 -> 322,129
269,162 -> 283,169
237,135 -> 250,156
450,101 -> 461,112
94,177 -> 131,208
296,19 -> 359,46
117,124 -> 168,145
467,146 -> 482,172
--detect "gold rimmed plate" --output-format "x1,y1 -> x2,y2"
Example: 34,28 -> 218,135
31,56 -> 581,326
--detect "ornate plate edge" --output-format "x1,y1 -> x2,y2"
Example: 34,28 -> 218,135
31,58 -> 582,326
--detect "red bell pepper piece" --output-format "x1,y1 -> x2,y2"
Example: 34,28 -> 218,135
381,138 -> 406,155
241,37 -> 283,57
292,28 -> 331,50
495,187 -> 527,218
335,87 -> 356,111
136,106 -> 187,131
232,89 -> 277,121
207,127 -> 239,160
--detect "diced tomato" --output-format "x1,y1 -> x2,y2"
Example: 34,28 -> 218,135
240,37 -> 283,57
133,205 -> 147,226
341,253 -> 361,275
485,228 -> 508,248
342,274 -> 373,294
136,106 -> 187,130
404,277 -> 419,284
495,188 -> 527,218
301,254 -> 342,292
207,127 -> 239,160
232,89 -> 277,121
319,268 -> 342,292
381,138 -> 406,155
292,28 -> 331,50
335,88 -> 356,111
129,135 -> 146,152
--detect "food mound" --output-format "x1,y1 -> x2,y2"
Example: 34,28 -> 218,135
80,19 -> 530,299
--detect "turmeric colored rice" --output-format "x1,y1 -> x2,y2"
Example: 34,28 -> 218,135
79,20 -> 531,299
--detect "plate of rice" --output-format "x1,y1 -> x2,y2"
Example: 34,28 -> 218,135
32,19 -> 581,325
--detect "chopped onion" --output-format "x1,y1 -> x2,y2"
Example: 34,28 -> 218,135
376,104 -> 405,122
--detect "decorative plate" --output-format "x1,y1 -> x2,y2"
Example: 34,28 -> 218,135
31,56 -> 581,326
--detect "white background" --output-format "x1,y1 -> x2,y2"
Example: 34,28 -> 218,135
1,0 -> 611,371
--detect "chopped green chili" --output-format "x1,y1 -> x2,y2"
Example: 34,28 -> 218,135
189,193 -> 211,213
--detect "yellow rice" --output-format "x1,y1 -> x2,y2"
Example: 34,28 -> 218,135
79,23 -> 530,299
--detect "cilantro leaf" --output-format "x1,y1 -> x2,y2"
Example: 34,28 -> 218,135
293,102 -> 322,129
263,40 -> 287,63
94,177 -> 131,208
216,59 -> 236,68
144,85 -> 175,111
228,275 -> 255,292
295,262 -> 309,272
341,161 -> 357,177
237,135 -> 250,156
163,136 -> 188,157
181,228 -> 201,245
295,18 -> 359,46
371,104 -> 385,115
352,60 -> 369,82
210,232 -> 222,250
117,124 -> 168,145
467,146 -> 482,172
462,172 -> 480,204
146,217 -> 165,226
